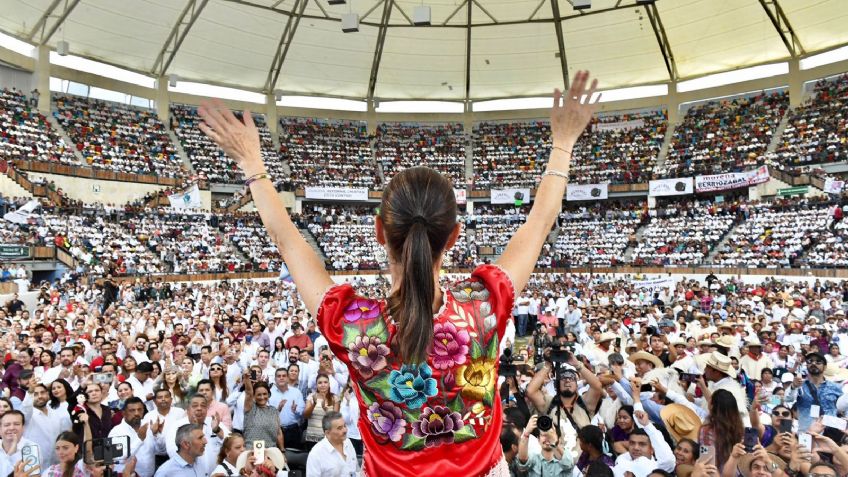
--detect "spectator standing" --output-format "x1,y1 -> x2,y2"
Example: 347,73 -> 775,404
305,411 -> 357,477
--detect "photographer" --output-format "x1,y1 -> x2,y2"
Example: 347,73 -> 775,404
516,414 -> 574,477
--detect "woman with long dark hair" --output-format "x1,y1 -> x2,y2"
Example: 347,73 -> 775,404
42,431 -> 87,477
199,70 -> 599,476
49,379 -> 75,414
698,389 -> 744,474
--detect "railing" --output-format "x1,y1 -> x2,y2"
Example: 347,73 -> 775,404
12,159 -> 204,188
5,165 -> 65,207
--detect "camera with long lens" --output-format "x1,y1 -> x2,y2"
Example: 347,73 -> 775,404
499,348 -> 517,377
545,343 -> 573,364
537,415 -> 553,432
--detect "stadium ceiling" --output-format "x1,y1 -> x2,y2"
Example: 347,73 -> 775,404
1,0 -> 847,102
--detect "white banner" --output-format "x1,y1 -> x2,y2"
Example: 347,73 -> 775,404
566,183 -> 608,201
304,186 -> 368,201
695,166 -> 770,193
491,188 -> 531,205
2,199 -> 40,224
454,188 -> 467,205
593,119 -> 645,132
824,178 -> 845,195
633,277 -> 678,296
649,177 -> 694,197
168,184 -> 203,210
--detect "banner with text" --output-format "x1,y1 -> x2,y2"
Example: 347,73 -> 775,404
566,183 -> 609,202
633,276 -> 678,296
593,119 -> 645,132
304,186 -> 369,201
490,188 -> 531,205
695,166 -> 770,193
454,188 -> 467,205
824,178 -> 845,195
649,177 -> 694,197
168,184 -> 203,210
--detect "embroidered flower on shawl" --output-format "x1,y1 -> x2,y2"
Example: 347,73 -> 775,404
430,321 -> 471,370
367,401 -> 406,442
450,280 -> 489,303
344,298 -> 381,323
455,358 -> 496,402
347,335 -> 390,379
388,363 -> 438,409
411,405 -> 464,448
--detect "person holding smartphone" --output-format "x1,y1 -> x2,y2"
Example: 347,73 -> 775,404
786,350 -> 846,431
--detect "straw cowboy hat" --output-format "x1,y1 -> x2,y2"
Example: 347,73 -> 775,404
738,452 -> 787,477
824,366 -> 848,383
597,331 -> 617,344
704,351 -> 737,379
714,335 -> 736,349
660,404 -> 701,442
628,351 -> 665,370
744,335 -> 762,347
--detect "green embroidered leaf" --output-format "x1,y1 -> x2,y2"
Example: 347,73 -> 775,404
447,393 -> 465,414
486,332 -> 499,360
358,386 -> 377,406
366,374 -> 393,399
401,433 -> 426,451
365,319 -> 388,341
402,407 -> 420,425
470,340 -> 483,360
453,424 -> 477,444
482,386 -> 495,407
342,326 -> 360,348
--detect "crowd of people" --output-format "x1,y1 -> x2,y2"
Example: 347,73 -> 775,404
53,94 -> 185,178
661,90 -> 789,179
280,118 -> 378,190
632,203 -> 737,266
298,205 -> 386,271
375,122 -> 467,188
0,88 -> 77,165
472,120 -> 553,190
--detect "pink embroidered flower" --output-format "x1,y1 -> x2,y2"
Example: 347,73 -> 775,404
344,298 -> 381,323
367,401 -> 406,442
430,322 -> 470,370
411,405 -> 464,448
347,335 -> 390,379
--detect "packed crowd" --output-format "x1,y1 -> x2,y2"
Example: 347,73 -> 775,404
53,94 -> 185,178
1,265 -> 848,476
472,120 -> 553,190
280,118 -> 378,190
375,122 -> 467,188
219,213 -> 285,273
662,91 -> 789,178
550,207 -> 642,267
768,73 -> 848,172
298,205 -> 386,271
0,88 -> 77,165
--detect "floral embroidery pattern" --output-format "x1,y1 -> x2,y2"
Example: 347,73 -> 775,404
450,280 -> 490,303
367,401 -> 406,442
411,406 -> 464,448
348,335 -> 390,379
387,364 -> 438,409
430,321 -> 470,370
456,357 -> 497,403
344,298 -> 381,323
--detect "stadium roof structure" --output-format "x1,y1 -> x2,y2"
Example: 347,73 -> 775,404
1,0 -> 847,102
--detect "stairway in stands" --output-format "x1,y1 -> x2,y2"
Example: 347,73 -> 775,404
704,220 -> 745,264
622,219 -> 651,263
0,170 -> 32,198
653,119 -> 677,173
300,226 -> 329,265
167,130 -> 197,175
46,114 -> 86,165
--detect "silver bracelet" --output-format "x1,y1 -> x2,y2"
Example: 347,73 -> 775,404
552,146 -> 573,156
543,169 -> 569,180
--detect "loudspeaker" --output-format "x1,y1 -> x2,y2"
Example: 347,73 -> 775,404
168,74 -> 179,87
341,13 -> 359,33
413,6 -> 431,26
328,0 -> 345,4
572,0 -> 591,9
56,40 -> 69,56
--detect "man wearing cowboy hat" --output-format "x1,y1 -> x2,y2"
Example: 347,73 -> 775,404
786,350 -> 846,431
739,336 -> 774,380
585,332 -> 617,365
701,352 -> 749,421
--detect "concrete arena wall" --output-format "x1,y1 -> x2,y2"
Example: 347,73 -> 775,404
26,171 -> 212,209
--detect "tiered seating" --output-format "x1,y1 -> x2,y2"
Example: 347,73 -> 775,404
661,90 -> 788,178
376,123 -> 466,188
569,109 -> 667,184
304,205 -> 385,270
170,105 -> 286,185
799,219 -> 848,268
0,89 -> 77,164
551,211 -> 640,266
131,212 -> 244,273
219,213 -> 284,272
632,207 -> 735,266
280,117 -> 377,189
768,74 -> 848,172
711,203 -> 830,268
465,205 -> 528,255
53,94 -> 184,177
472,121 -> 550,190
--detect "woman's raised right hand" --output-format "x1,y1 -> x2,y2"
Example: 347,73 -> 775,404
198,101 -> 266,178
550,71 -> 600,148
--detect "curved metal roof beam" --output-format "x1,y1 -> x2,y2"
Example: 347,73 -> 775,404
28,0 -> 82,45
151,0 -> 210,77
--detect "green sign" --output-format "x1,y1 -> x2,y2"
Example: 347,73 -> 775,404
777,186 -> 809,197
0,245 -> 29,259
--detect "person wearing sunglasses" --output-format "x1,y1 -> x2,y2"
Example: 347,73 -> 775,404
786,351 -> 846,431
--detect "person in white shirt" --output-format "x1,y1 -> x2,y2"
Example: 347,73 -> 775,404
40,347 -> 80,390
109,396 -> 157,477
127,361 -> 155,402
612,404 -> 675,474
305,411 -> 358,477
339,386 -> 361,456
0,410 -> 38,473
21,383 -> 72,468
163,394 -> 229,477
142,388 -> 187,466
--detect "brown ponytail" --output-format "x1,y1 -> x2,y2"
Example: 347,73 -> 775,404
381,167 -> 457,364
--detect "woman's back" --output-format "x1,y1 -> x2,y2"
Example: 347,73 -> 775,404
318,264 -> 514,477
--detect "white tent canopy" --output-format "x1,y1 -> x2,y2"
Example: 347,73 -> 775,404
0,0 -> 846,101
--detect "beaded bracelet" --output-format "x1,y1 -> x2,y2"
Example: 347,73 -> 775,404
245,173 -> 271,187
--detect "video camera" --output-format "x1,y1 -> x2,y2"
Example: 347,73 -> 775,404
545,342 -> 574,365
499,348 -> 517,377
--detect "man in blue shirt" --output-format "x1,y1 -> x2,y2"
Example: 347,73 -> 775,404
269,367 -> 305,448
786,351 -> 847,431
154,423 -> 206,477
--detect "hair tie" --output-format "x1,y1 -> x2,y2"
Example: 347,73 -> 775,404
411,215 -> 428,226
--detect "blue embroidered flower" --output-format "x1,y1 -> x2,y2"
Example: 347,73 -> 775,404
387,363 -> 438,409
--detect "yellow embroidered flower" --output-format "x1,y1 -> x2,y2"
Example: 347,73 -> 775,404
455,358 -> 496,402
